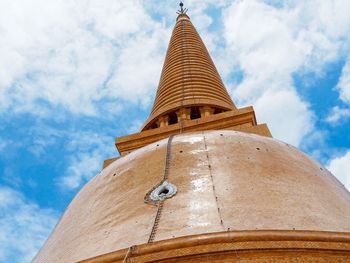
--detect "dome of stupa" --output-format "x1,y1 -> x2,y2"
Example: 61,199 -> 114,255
34,3 -> 350,262
34,131 -> 350,262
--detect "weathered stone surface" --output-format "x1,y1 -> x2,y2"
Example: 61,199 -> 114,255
33,131 -> 350,262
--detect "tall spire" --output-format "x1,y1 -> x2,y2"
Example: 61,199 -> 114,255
115,5 -> 270,156
142,7 -> 236,130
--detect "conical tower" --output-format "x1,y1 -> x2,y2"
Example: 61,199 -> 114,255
142,12 -> 236,131
114,8 -> 270,157
34,4 -> 350,262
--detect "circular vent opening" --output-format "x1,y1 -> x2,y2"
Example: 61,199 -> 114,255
150,181 -> 177,201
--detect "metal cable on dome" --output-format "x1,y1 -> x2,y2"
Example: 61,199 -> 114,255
147,135 -> 175,243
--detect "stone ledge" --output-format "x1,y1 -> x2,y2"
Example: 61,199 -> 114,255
78,230 -> 350,263
116,106 -> 271,155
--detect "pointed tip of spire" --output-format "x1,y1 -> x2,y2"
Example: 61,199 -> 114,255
176,1 -> 189,20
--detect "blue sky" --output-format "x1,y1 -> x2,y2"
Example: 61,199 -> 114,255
0,0 -> 350,262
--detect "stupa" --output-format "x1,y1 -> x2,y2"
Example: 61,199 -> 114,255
34,3 -> 350,262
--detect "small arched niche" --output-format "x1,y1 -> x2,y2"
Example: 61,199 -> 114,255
168,112 -> 178,125
190,107 -> 201,120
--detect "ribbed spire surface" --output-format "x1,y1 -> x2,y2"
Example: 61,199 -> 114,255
142,14 -> 236,130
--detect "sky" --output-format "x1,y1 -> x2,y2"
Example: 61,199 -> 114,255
0,0 -> 350,262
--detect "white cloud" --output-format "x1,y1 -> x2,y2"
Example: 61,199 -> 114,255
27,125 -> 63,157
0,0 -> 168,116
61,150 -> 103,189
106,28 -> 168,108
255,89 -> 314,146
222,0 -> 311,146
15,123 -> 117,190
327,150 -> 350,191
325,106 -> 350,125
0,186 -> 58,262
221,0 -> 350,146
336,58 -> 350,104
59,132 -> 116,189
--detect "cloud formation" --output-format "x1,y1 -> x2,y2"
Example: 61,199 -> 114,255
0,186 -> 58,262
326,106 -> 350,125
0,0 -> 168,116
221,0 -> 350,146
336,58 -> 350,104
59,132 -> 115,189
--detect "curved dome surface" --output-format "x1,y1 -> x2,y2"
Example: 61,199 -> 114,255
34,131 -> 350,262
